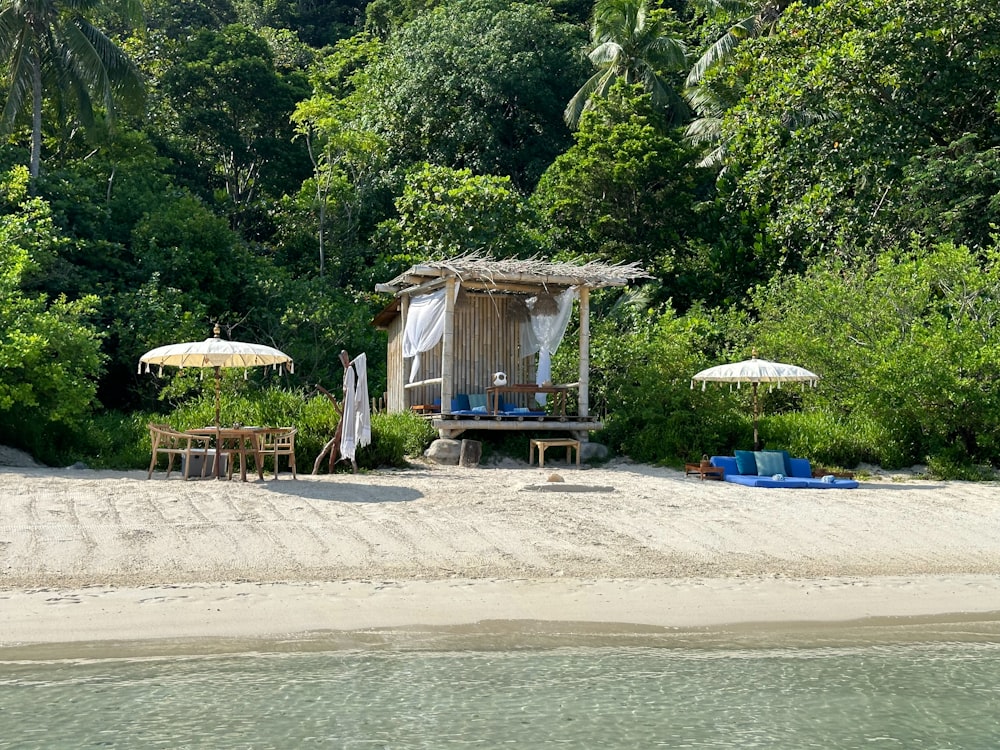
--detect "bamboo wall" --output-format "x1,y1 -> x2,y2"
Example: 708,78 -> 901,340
385,314 -> 406,411
389,292 -> 543,412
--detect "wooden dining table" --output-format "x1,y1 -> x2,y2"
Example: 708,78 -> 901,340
187,427 -> 266,481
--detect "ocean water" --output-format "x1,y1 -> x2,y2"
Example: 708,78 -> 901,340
2,622 -> 1000,749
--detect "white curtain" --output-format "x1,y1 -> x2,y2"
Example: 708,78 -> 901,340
402,285 -> 459,383
522,287 -> 577,404
340,352 -> 371,462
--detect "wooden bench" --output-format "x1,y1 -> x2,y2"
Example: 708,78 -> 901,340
529,438 -> 581,468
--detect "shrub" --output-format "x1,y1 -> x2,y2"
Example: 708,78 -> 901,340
81,388 -> 437,472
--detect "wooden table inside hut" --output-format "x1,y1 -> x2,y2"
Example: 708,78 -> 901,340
486,384 -> 568,416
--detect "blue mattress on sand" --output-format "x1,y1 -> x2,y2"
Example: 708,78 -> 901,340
710,455 -> 859,489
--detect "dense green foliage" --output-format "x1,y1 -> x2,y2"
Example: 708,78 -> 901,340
2,0 -> 1000,477
0,168 -> 105,458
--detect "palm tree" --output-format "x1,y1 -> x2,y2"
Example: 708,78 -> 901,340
564,0 -> 687,129
0,0 -> 145,181
683,0 -> 792,167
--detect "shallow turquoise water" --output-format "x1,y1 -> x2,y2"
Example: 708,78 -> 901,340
2,628 -> 1000,749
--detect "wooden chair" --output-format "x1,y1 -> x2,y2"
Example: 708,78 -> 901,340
255,427 -> 297,479
147,424 -> 214,479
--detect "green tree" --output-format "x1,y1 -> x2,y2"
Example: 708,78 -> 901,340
359,0 -> 587,191
144,0 -> 236,39
0,167 -> 104,459
130,194 -> 253,318
752,243 -> 1000,467
682,0 -> 799,167
376,163 -> 535,276
290,34 -> 385,279
157,23 -> 310,233
717,0 -> 1000,264
564,0 -> 687,129
0,0 -> 145,181
534,82 -> 704,304
584,300 -> 745,462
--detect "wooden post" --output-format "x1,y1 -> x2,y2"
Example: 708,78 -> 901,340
441,276 -> 456,415
459,439 -> 482,467
399,294 -> 410,412
578,286 -> 590,418
310,350 -> 360,475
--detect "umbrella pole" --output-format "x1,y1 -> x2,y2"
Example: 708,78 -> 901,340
214,366 -> 222,479
752,382 -> 760,451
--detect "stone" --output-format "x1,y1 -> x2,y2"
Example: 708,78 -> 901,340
580,442 -> 609,463
424,438 -> 462,465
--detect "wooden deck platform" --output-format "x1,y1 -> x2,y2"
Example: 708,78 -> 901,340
430,413 -> 602,440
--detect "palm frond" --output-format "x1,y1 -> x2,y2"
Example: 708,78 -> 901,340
59,18 -> 144,122
564,70 -> 605,129
645,71 -> 688,124
590,67 -> 619,102
685,16 -> 752,86
684,115 -> 722,145
646,34 -> 688,70
696,141 -> 729,169
588,40 -> 622,66
684,83 -> 737,119
1,35 -> 33,132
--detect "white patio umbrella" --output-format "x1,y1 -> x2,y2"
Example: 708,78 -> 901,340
139,325 -> 294,475
691,351 -> 818,450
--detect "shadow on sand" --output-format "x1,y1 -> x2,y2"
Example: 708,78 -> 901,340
258,478 -> 423,504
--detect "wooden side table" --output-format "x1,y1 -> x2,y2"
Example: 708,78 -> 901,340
530,438 -> 581,467
685,463 -> 724,480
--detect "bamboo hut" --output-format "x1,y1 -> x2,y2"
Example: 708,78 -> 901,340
374,255 -> 650,439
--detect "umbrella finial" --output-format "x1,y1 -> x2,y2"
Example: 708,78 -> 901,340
751,347 -> 759,359
213,323 -> 221,338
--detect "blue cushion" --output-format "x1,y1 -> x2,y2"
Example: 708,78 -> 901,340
451,394 -> 470,412
710,456 -> 738,476
758,449 -> 793,475
788,458 -> 813,478
754,450 -> 786,477
734,450 -> 758,475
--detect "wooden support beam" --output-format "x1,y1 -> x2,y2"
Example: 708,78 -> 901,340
441,277 -> 456,414
578,286 -> 590,418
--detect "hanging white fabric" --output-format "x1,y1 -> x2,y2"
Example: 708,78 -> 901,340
523,287 -> 577,404
401,284 -> 460,383
340,352 -> 371,462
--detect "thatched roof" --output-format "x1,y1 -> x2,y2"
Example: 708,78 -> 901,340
375,254 -> 651,297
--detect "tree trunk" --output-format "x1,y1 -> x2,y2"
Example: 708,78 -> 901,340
30,53 -> 42,184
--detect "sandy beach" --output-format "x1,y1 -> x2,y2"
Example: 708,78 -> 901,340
3,458 -> 1000,648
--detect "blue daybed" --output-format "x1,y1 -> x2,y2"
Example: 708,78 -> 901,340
710,450 -> 859,489
449,393 -> 546,417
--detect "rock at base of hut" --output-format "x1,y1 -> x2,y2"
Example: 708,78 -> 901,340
424,438 -> 461,465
